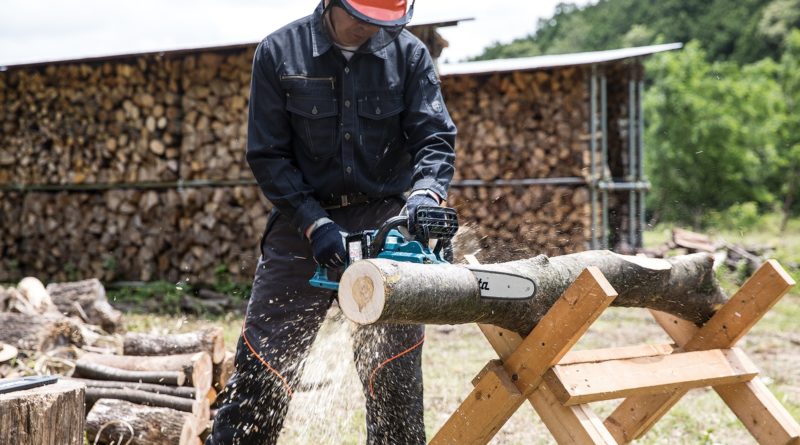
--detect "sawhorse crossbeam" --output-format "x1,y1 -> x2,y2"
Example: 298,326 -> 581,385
430,258 -> 800,444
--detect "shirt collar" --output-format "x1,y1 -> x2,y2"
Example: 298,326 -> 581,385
310,3 -> 389,60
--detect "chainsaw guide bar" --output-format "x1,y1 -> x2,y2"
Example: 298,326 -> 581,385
466,267 -> 537,301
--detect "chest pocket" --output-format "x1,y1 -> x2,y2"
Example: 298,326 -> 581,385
286,89 -> 339,159
357,94 -> 405,158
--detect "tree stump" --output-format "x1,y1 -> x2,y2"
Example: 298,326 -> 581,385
0,378 -> 85,445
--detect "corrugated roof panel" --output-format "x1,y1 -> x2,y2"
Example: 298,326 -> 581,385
438,43 -> 683,76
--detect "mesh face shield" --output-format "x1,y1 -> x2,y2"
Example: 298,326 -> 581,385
322,0 -> 415,55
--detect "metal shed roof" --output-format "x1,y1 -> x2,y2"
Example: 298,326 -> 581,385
438,43 -> 683,77
0,17 -> 472,70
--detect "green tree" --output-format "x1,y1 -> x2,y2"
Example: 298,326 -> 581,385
775,30 -> 800,228
644,42 -> 784,225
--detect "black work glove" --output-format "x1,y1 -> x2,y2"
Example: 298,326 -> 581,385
405,193 -> 439,234
310,222 -> 347,268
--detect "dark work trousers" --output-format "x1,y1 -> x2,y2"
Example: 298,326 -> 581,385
207,197 -> 426,445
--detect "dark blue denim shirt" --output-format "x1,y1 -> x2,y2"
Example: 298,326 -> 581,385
246,4 -> 457,234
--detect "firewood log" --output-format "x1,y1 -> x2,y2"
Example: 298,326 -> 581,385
67,377 -> 198,399
0,312 -> 84,352
79,351 -> 212,391
212,351 -> 235,393
123,327 -> 225,364
46,279 -> 123,333
338,251 -> 725,335
73,361 -> 185,386
86,398 -> 197,445
0,378 -> 85,445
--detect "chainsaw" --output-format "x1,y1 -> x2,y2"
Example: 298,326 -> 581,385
309,206 -> 536,301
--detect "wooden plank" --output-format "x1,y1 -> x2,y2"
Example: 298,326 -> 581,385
502,267 -> 618,395
715,379 -> 800,444
558,343 -> 675,366
605,260 -> 796,443
530,382 -> 619,445
429,361 -> 524,445
546,348 -> 759,406
432,267 -> 617,445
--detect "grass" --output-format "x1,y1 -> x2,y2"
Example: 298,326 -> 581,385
117,214 -> 800,444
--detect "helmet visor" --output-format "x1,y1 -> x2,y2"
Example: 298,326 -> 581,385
324,0 -> 414,54
340,0 -> 414,27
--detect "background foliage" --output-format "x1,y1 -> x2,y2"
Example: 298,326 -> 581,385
475,0 -> 800,228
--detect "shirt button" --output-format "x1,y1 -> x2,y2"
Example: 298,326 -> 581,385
346,166 -> 352,174
344,100 -> 351,108
344,132 -> 351,141
344,67 -> 350,74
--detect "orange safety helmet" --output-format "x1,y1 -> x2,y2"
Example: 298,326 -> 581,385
334,0 -> 415,28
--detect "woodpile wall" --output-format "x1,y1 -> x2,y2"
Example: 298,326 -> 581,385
0,44 -> 635,283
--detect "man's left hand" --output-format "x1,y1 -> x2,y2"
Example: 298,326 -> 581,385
405,193 -> 439,233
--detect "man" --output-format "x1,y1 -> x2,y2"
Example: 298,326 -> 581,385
207,0 -> 456,443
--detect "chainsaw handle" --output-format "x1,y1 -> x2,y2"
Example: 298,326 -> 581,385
369,215 -> 408,256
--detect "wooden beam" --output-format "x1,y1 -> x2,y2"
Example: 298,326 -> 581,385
430,267 -> 617,445
546,348 -> 759,406
604,260 -> 797,443
430,360 -> 523,445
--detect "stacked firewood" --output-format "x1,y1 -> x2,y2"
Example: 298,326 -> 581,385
442,68 -> 591,257
0,187 -> 270,283
0,277 -> 236,445
79,328 -> 234,445
180,52 -> 252,181
0,56 -> 183,186
443,68 -> 589,182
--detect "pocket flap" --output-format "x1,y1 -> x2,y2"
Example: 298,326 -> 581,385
287,95 -> 338,119
357,96 -> 404,120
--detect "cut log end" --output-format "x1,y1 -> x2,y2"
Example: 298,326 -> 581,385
339,261 -> 386,324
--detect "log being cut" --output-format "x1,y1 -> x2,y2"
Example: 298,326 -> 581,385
338,251 -> 726,335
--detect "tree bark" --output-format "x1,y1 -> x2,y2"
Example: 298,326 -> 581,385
86,398 -> 197,445
73,361 -> 185,386
123,327 -> 225,364
338,251 -> 726,336
212,351 -> 235,392
68,377 -> 198,399
79,351 -> 212,391
0,312 -> 84,352
0,378 -> 85,445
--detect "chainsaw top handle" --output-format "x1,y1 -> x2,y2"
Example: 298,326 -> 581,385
369,215 -> 408,257
369,206 -> 458,257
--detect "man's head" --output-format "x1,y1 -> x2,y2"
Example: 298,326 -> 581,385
322,0 -> 414,52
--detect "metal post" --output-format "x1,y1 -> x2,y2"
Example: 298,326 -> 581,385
628,76 -> 637,248
638,77 -> 646,248
600,73 -> 609,250
589,66 -> 598,250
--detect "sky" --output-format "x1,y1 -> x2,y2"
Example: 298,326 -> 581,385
0,0 -> 593,67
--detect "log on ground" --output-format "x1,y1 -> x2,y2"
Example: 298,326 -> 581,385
86,398 -> 197,445
79,351 -> 212,391
46,279 -> 123,333
338,251 -> 727,335
0,378 -> 85,445
0,312 -> 84,352
123,327 -> 225,364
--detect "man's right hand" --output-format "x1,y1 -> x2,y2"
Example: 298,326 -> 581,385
310,222 -> 347,268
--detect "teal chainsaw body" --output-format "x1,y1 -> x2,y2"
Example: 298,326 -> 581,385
309,206 -> 457,291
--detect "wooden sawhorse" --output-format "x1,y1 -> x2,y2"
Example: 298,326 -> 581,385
430,259 -> 800,444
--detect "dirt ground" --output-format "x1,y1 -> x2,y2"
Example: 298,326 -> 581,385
139,291 -> 799,444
